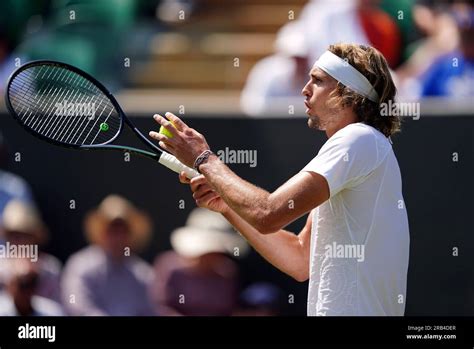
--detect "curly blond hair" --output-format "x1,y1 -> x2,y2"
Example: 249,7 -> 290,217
326,43 -> 400,137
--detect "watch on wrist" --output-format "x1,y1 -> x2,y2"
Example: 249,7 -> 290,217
193,150 -> 214,171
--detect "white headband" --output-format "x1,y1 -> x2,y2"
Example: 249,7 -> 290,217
315,51 -> 379,103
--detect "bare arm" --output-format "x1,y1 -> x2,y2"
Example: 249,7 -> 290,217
182,173 -> 313,282
223,208 -> 312,282
199,155 -> 328,234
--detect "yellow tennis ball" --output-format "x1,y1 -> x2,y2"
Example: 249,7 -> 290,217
159,121 -> 176,138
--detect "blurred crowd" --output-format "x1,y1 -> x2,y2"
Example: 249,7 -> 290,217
242,0 -> 474,115
0,199 -> 284,317
0,0 -> 472,116
0,131 -> 285,316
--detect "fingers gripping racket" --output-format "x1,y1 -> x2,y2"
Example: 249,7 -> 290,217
5,60 -> 199,178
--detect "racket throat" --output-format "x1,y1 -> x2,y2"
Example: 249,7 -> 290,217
88,144 -> 159,160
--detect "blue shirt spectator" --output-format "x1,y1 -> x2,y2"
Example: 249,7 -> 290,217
420,51 -> 474,97
0,170 -> 33,216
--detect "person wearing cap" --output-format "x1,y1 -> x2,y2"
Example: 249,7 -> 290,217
0,200 -> 62,304
151,208 -> 248,316
150,42 -> 410,316
61,195 -> 155,316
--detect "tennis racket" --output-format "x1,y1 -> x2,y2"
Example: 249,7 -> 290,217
5,60 -> 200,178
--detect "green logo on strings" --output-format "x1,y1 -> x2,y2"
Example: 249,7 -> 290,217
100,122 -> 109,132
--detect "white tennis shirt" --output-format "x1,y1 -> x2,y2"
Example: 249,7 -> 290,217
301,122 -> 409,316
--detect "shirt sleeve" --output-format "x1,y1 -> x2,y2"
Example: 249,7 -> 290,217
301,126 -> 379,197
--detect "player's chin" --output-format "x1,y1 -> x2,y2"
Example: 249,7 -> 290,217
307,116 -> 320,130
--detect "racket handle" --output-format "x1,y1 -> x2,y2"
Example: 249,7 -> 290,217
158,152 -> 200,179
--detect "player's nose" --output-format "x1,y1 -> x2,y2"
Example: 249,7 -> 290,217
301,80 -> 311,97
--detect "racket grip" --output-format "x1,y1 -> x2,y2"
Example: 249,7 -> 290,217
158,152 -> 200,179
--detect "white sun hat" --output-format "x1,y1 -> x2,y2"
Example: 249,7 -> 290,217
171,208 -> 249,258
1,200 -> 47,243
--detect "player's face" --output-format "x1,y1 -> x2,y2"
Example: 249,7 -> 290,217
301,67 -> 339,131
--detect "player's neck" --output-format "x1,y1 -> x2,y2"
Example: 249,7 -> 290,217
325,109 -> 358,138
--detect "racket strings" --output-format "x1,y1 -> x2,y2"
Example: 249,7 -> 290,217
12,66 -> 113,144
8,64 -> 121,146
11,66 -> 93,142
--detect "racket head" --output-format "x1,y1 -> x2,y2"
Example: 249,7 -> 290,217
5,60 -> 123,148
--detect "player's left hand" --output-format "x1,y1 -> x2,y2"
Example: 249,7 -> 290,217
179,172 -> 229,214
149,112 -> 210,168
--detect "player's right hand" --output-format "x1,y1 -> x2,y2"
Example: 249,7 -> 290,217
180,172 -> 229,214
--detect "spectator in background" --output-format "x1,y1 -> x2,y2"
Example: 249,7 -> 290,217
300,0 -> 401,68
241,0 -> 401,116
240,21 -> 310,116
419,2 -> 474,97
0,131 -> 34,222
0,258 -> 63,316
61,195 -> 154,316
152,208 -> 248,316
234,282 -> 285,316
380,0 -> 417,56
396,0 -> 461,99
0,200 -> 62,304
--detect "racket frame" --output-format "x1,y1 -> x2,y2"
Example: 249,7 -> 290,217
5,60 -> 164,161
5,60 -> 200,178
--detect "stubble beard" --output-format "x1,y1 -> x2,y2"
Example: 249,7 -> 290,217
308,115 -> 324,130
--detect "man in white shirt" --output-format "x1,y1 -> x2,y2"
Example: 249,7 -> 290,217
149,43 -> 410,316
240,20 -> 310,116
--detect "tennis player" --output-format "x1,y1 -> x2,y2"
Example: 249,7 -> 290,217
150,43 -> 410,316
